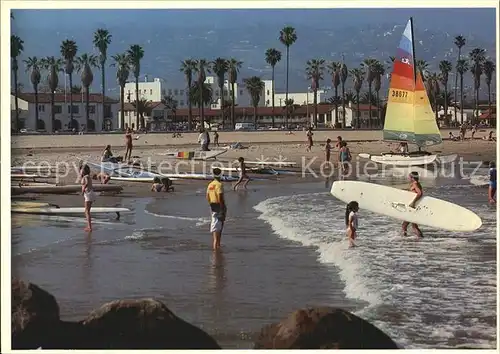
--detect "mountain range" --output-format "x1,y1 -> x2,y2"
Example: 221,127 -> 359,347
12,8 -> 497,100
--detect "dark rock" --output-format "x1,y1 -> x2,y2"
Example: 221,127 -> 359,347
81,298 -> 221,349
11,278 -> 60,349
254,307 -> 399,349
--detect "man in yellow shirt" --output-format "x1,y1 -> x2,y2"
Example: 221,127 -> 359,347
206,168 -> 227,250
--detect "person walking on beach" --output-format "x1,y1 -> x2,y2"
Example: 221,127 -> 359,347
345,201 -> 359,248
233,157 -> 251,191
335,136 -> 343,149
325,138 -> 332,164
198,129 -> 209,151
306,127 -> 314,152
488,162 -> 496,204
124,128 -> 133,162
402,171 -> 424,238
339,141 -> 352,176
207,168 -> 227,250
214,131 -> 219,147
81,164 -> 96,232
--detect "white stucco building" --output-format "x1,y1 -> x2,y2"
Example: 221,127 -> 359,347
262,80 -> 326,107
12,93 -> 119,132
329,101 -> 380,128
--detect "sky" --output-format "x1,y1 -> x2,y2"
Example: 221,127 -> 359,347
12,8 -> 496,35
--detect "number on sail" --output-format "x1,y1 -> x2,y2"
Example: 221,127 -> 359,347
391,90 -> 408,99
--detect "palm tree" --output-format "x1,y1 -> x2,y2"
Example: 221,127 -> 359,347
75,54 -> 98,132
244,76 -> 265,129
482,59 -> 495,119
24,57 -> 42,129
345,90 -> 357,104
327,61 -> 341,127
188,82 -> 213,127
180,59 -> 197,131
111,53 -> 130,130
456,58 -> 469,124
305,58 -> 325,128
227,58 -> 243,129
350,67 -> 365,128
194,59 -> 210,128
40,56 -> 62,132
283,98 -> 296,119
131,98 -> 154,126
162,95 -> 178,123
60,39 -> 78,128
279,26 -> 298,128
469,48 -> 486,122
340,58 -> 349,127
439,60 -> 453,122
426,72 -> 441,122
453,35 -> 466,122
416,60 -> 429,81
361,58 -> 380,128
211,57 -> 228,128
11,35 -> 24,132
372,62 -> 385,128
127,44 -> 145,129
93,28 -> 112,129
265,48 -> 282,127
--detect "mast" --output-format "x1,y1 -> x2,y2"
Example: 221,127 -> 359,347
410,17 -> 417,85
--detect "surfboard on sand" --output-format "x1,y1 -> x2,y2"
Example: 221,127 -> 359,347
11,206 -> 131,217
330,180 -> 482,232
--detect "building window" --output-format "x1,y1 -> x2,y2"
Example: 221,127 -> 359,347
168,89 -> 172,95
267,90 -> 270,95
143,89 -> 147,94
38,105 -> 45,112
68,105 -> 79,114
180,89 -> 184,96
266,99 -> 270,105
150,89 -> 153,95
104,105 -> 112,118
174,89 -> 179,96
180,100 -> 184,106
89,105 -> 96,114
239,89 -> 243,95
54,105 -> 62,114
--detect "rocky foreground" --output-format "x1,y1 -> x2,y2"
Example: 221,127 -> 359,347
12,278 -> 399,349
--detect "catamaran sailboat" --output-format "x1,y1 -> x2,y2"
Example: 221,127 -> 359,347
359,18 -> 457,167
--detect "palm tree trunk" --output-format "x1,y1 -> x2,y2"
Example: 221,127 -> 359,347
368,83 -> 372,129
444,86 -> 448,123
120,84 -> 125,130
487,83 -> 491,121
86,87 -> 90,132
68,74 -> 74,129
200,92 -> 205,128
135,78 -> 140,129
454,48 -> 461,123
101,62 -> 106,130
51,91 -> 55,133
187,78 -> 193,131
34,85 -> 39,130
271,66 -> 275,128
334,86 -> 339,127
254,106 -> 257,129
285,46 -> 290,129
475,84 -> 479,124
356,92 -> 360,129
341,83 -> 346,127
434,89 -> 439,122
376,89 -> 380,128
460,74 -> 464,124
313,89 -> 318,128
231,83 -> 236,129
14,67 -> 20,132
219,82 -> 224,128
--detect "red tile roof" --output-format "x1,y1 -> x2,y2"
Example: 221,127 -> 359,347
479,109 -> 496,120
121,101 -> 164,111
15,92 -> 119,104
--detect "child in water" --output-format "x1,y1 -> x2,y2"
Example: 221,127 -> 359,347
345,201 -> 359,248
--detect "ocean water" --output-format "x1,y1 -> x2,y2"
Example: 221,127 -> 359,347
11,168 -> 497,349
254,178 -> 497,349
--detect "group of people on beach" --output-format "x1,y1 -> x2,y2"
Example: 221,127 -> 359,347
305,129 -> 353,175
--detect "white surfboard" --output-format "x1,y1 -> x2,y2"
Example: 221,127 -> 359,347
330,180 -> 482,232
469,175 -> 489,186
370,154 -> 437,166
11,207 -> 131,216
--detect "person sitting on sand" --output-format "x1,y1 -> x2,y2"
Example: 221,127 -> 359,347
449,132 -> 460,141
483,131 -> 496,141
397,142 -> 409,154
101,145 -> 121,163
345,201 -> 359,248
92,172 -> 110,184
233,157 -> 251,191
151,177 -> 174,192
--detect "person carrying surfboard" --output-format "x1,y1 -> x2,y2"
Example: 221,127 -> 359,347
81,164 -> 96,232
345,201 -> 359,248
207,168 -> 227,250
488,162 -> 496,204
402,171 -> 423,238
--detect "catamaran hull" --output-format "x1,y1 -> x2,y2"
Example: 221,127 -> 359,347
367,154 -> 437,166
161,150 -> 227,160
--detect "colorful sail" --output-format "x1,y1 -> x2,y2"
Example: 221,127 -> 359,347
383,19 -> 442,147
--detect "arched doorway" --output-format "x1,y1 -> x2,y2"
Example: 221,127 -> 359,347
87,119 -> 96,131
37,119 -> 46,131
69,119 -> 79,131
104,119 -> 112,131
53,119 -> 62,131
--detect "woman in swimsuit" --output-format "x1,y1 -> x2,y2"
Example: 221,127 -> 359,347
339,141 -> 352,175
81,164 -> 96,232
124,128 -> 133,162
